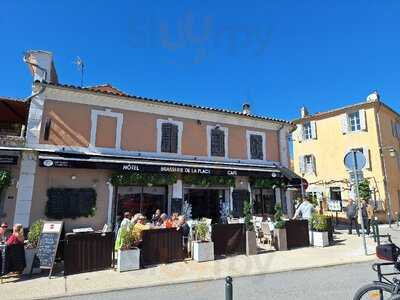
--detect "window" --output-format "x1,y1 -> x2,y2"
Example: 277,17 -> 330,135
330,187 -> 342,201
303,122 -> 312,140
161,123 -> 178,153
252,188 -> 276,215
299,154 -> 316,174
157,119 -> 183,155
210,127 -> 225,157
247,131 -> 266,160
43,118 -> 52,141
348,111 -> 361,132
304,155 -> 313,173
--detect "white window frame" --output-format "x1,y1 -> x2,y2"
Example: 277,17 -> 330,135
90,109 -> 123,150
207,124 -> 228,159
156,118 -> 183,155
246,130 -> 266,160
303,122 -> 312,140
348,111 -> 361,132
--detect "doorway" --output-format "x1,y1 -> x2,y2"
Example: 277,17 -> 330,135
185,189 -> 225,223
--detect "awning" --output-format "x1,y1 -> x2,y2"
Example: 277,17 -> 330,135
38,153 -> 282,178
277,166 -> 304,186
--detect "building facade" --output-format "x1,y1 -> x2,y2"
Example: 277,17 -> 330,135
292,92 -> 400,221
0,51 -> 299,231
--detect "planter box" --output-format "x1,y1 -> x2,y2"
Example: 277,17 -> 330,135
117,248 -> 140,272
274,228 -> 287,251
193,241 -> 214,262
246,231 -> 257,256
23,248 -> 41,275
311,231 -> 329,247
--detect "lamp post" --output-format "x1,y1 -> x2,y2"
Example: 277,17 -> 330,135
380,146 -> 397,228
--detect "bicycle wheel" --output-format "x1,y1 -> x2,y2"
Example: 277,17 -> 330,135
353,283 -> 395,300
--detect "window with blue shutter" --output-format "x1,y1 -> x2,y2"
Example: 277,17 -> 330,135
211,128 -> 225,157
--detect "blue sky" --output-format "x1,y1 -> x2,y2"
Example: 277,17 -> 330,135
1,1 -> 399,120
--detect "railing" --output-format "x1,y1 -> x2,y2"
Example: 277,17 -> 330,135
0,125 -> 26,147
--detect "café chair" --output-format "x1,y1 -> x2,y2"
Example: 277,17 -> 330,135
260,222 -> 274,245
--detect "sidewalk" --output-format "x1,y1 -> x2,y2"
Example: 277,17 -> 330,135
0,231 -> 377,300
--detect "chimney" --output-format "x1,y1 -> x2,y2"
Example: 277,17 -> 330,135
366,90 -> 380,102
300,106 -> 309,118
23,50 -> 58,84
242,103 -> 251,115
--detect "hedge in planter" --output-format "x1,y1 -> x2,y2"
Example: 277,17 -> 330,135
45,188 -> 96,219
110,172 -> 177,186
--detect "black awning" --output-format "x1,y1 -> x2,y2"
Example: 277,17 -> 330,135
38,153 -> 282,178
277,166 -> 303,186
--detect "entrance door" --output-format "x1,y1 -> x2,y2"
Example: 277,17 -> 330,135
186,189 -> 224,223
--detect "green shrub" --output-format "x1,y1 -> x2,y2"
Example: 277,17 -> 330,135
120,224 -> 135,250
195,219 -> 209,241
27,219 -> 44,248
244,199 -> 254,231
311,213 -> 328,232
274,203 -> 286,229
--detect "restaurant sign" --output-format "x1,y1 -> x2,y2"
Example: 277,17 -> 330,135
39,157 -> 277,177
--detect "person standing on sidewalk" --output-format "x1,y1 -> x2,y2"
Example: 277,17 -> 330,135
293,198 -> 314,221
359,200 -> 369,235
366,200 -> 374,235
346,199 -> 360,236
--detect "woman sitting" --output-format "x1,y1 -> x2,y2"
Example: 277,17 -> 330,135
6,224 -> 24,246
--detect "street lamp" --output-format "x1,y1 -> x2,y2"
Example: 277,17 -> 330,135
381,146 -> 397,228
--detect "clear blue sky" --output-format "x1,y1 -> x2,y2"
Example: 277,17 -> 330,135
1,1 -> 400,120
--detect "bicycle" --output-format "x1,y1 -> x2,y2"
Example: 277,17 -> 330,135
353,235 -> 400,300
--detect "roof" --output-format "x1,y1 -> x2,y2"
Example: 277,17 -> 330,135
292,100 -> 400,123
0,97 -> 29,123
45,83 -> 292,125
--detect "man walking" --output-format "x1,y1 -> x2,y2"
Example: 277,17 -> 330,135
346,199 -> 360,236
293,198 -> 314,221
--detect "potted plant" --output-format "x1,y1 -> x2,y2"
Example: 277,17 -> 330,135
244,199 -> 257,255
193,219 -> 214,262
310,213 -> 329,247
273,204 -> 287,251
117,224 -> 140,272
24,219 -> 44,275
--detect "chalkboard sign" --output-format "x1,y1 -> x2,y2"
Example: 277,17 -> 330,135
36,221 -> 63,277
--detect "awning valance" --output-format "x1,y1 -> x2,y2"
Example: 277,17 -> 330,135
38,153 -> 282,178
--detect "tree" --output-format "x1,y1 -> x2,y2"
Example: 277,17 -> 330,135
358,179 -> 371,201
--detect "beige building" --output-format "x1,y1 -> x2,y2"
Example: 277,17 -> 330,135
292,92 -> 400,222
0,50 -> 300,231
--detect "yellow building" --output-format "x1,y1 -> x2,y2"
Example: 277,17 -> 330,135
292,92 -> 400,222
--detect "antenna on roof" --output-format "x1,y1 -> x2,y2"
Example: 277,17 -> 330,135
74,56 -> 85,87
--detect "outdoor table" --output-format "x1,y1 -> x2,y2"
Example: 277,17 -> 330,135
211,223 -> 246,256
64,231 -> 114,275
141,228 -> 185,267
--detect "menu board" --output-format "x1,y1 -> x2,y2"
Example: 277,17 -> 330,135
36,221 -> 63,273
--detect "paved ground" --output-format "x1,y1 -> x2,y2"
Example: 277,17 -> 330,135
56,262 -> 380,300
0,230 -> 377,300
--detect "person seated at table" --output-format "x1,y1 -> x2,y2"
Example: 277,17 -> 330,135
6,224 -> 24,246
154,213 -> 167,227
151,209 -> 161,225
161,214 -> 174,228
115,212 -> 133,251
0,222 -> 8,242
131,213 -> 142,226
171,212 -> 180,227
132,215 -> 150,244
121,212 -> 132,228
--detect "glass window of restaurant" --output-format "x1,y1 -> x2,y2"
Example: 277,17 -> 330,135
252,188 -> 276,216
117,186 -> 167,220
184,188 -> 226,223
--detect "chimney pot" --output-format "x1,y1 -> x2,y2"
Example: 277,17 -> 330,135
300,106 -> 309,118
